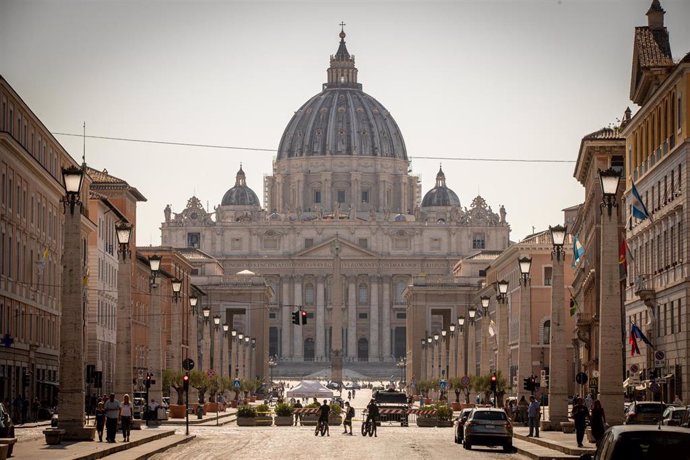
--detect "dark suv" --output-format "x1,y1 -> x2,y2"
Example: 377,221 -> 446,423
373,389 -> 409,426
624,401 -> 666,425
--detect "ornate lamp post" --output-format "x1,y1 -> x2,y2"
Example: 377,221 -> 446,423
458,316 -> 465,377
212,315 -> 221,375
420,338 -> 427,381
547,224 -> 568,427
171,279 -> 182,302
480,296 -> 491,375
268,356 -> 277,385
230,329 -> 237,379
189,295 -> 198,315
147,255 -> 164,405
518,255 -> 532,400
449,324 -> 456,378
426,337 -> 433,380
495,280 -> 509,383
598,167 -> 624,424
222,323 -> 229,379
58,165 -> 95,440
237,333 -> 244,379
114,222 -> 134,404
467,308 -> 477,377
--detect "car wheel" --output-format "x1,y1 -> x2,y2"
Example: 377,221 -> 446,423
463,440 -> 471,450
503,442 -> 512,452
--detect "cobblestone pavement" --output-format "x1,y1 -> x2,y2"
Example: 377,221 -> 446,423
152,424 -> 528,460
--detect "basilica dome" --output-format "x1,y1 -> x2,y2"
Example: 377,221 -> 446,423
221,165 -> 260,206
421,166 -> 460,207
277,30 -> 407,161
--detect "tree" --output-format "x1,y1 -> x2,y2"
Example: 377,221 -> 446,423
208,375 -> 219,402
470,371 -> 508,406
163,369 -> 185,405
449,377 -> 463,403
189,370 -> 209,404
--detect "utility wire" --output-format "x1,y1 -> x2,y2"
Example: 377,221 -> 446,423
52,132 -> 575,163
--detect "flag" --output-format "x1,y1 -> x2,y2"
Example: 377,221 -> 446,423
475,309 -> 483,319
569,296 -> 578,317
619,239 -> 628,280
488,320 -> 496,337
632,323 -> 654,348
631,180 -> 653,222
629,329 -> 641,356
572,235 -> 585,267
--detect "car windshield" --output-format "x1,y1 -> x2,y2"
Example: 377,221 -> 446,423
636,404 -> 665,413
472,411 -> 507,421
614,432 -> 690,459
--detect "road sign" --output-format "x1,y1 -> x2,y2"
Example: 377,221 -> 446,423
650,382 -> 660,393
654,350 -> 665,360
654,350 -> 665,367
630,364 -> 640,374
460,376 -> 470,386
233,379 -> 241,389
575,372 -> 588,385
439,379 -> 448,390
182,358 -> 195,371
207,369 -> 216,379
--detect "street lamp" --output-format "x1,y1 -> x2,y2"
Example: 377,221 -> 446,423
171,278 -> 182,302
549,224 -> 567,261
458,316 -> 465,333
268,356 -> 277,384
61,165 -> 84,214
481,296 -> 490,313
441,330 -> 447,339
115,222 -> 132,260
223,323 -> 229,336
496,280 -> 509,304
232,329 -> 237,339
148,255 -> 162,286
433,333 -> 439,343
599,167 -> 621,216
213,315 -> 221,330
468,307 -> 476,324
449,324 -> 455,336
518,256 -> 532,286
189,295 -> 198,315
202,305 -> 211,323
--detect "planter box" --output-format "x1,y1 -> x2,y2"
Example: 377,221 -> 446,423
0,438 -> 16,457
0,444 -> 7,460
236,417 -> 256,427
451,402 -> 462,411
169,404 -> 186,419
301,414 -> 319,426
43,428 -> 65,445
250,396 -> 257,402
230,400 -> 238,408
274,415 -> 294,426
416,417 -> 438,427
255,415 -> 273,426
329,415 -> 343,426
437,420 -> 453,427
205,402 -> 219,413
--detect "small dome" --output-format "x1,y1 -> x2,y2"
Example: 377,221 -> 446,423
421,166 -> 460,207
221,165 -> 260,206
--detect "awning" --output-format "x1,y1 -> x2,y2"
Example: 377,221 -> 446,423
623,378 -> 640,388
37,380 -> 59,387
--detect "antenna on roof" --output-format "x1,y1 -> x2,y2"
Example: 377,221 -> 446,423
82,122 -> 86,166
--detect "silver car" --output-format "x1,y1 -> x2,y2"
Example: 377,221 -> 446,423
463,407 -> 513,452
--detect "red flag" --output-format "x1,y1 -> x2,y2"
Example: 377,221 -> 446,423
619,239 -> 628,280
629,329 -> 640,356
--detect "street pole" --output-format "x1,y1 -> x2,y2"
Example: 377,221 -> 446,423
548,225 -> 568,428
185,379 -> 189,436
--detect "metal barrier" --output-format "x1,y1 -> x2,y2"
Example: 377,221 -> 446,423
406,409 -> 437,425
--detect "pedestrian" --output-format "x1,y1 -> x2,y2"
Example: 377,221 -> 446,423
31,397 -> 40,423
347,390 -> 351,400
12,395 -> 22,424
343,401 -> 354,435
95,401 -> 106,442
571,397 -> 589,447
527,395 -> 540,438
673,394 -> 683,405
584,393 -> 593,412
104,393 -> 120,443
590,399 -> 606,445
518,395 -> 529,425
120,394 -> 132,442
293,399 -> 303,426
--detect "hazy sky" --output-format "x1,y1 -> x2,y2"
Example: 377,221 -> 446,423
2,0 -> 689,246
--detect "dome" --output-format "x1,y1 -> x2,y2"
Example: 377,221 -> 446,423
421,166 -> 460,207
277,30 -> 407,160
221,166 -> 260,206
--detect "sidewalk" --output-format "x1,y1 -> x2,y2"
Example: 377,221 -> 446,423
11,427 -> 191,460
513,426 -> 596,460
162,408 -> 236,426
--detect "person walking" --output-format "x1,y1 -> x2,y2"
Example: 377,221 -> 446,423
120,394 -> 133,442
343,401 -> 354,435
527,395 -> 540,438
571,397 -> 589,447
103,393 -> 121,443
293,400 -> 303,426
95,401 -> 106,442
590,399 -> 606,445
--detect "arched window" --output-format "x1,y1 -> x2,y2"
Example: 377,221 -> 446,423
304,283 -> 315,305
542,320 -> 551,345
358,283 -> 368,304
395,280 -> 406,303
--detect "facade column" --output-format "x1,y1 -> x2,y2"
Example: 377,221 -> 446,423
497,297 -> 509,384
441,335 -> 447,379
281,277 -> 291,359
382,277 -> 391,361
58,206 -> 94,440
114,250 -> 133,401
214,323 -> 222,376
202,320 -> 211,372
293,276 -> 303,360
148,281 -> 163,405
426,338 -> 432,379
170,292 -> 181,378
518,272 -> 532,401
369,276 -> 379,361
599,202 -> 624,424
480,311 -> 490,375
458,328 -> 466,377
468,321 -> 476,377
347,278 -> 357,360
449,330 -> 456,379
548,249 -> 568,425
316,277 -> 325,360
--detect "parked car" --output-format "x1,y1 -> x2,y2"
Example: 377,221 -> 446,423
623,401 -> 666,425
0,403 -> 14,438
661,405 -> 686,426
344,382 -> 361,390
325,381 -> 340,390
454,408 -> 474,444
579,425 -> 690,460
463,407 -> 512,452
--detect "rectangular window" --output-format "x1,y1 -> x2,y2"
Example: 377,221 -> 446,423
361,190 -> 369,203
396,312 -> 406,319
543,266 -> 553,286
358,238 -> 368,249
313,190 -> 321,204
304,238 -> 314,249
187,232 -> 200,248
358,312 -> 368,320
337,190 -> 346,204
269,313 -> 277,320
472,234 -> 485,249
431,238 -> 441,251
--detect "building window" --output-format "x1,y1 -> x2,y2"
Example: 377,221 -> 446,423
361,190 -> 369,203
305,284 -> 315,306
337,190 -> 346,204
358,312 -> 368,320
187,232 -> 200,249
314,190 -> 321,204
304,238 -> 314,249
472,234 -> 485,249
269,312 -> 277,320
396,312 -> 406,319
611,155 -> 624,176
358,238 -> 368,249
358,283 -> 368,304
543,320 -> 551,345
544,266 -> 553,286
431,238 -> 441,251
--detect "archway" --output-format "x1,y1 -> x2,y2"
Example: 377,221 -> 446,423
358,338 -> 369,362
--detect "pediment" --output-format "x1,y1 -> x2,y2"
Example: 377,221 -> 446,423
294,237 -> 378,258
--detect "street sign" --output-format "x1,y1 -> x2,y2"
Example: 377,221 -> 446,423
207,369 -> 216,379
650,382 -> 660,393
182,358 -> 195,371
460,376 -> 470,386
233,379 -> 241,389
439,379 -> 448,390
630,364 -> 640,374
575,372 -> 588,385
654,350 -> 665,368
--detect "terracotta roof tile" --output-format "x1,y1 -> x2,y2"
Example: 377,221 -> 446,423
635,27 -> 673,68
583,127 -> 624,141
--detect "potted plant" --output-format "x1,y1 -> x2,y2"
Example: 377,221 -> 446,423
435,404 -> 454,427
449,377 -> 463,410
163,369 -> 187,419
236,405 -> 257,426
416,404 -> 438,427
206,375 -> 220,412
274,402 -> 294,426
301,402 -> 320,426
328,403 -> 342,426
189,370 -> 210,412
417,380 -> 432,405
255,403 -> 273,426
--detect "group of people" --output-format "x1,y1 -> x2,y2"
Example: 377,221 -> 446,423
8,395 -> 43,424
571,395 -> 607,447
93,393 -> 133,443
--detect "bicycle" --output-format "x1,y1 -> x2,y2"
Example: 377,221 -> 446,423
361,410 -> 375,437
315,418 -> 328,436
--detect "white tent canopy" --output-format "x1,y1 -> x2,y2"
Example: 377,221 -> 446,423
286,380 -> 334,399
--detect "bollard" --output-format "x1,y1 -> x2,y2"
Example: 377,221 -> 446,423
196,406 -> 203,420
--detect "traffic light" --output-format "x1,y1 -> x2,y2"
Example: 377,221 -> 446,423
183,372 -> 189,391
523,378 -> 532,391
145,372 -> 155,388
490,373 -> 497,392
301,310 -> 307,325
292,311 -> 300,325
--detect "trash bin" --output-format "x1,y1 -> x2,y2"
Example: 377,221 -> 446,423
196,406 -> 203,419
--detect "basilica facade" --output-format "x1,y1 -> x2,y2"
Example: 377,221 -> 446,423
161,29 -> 511,366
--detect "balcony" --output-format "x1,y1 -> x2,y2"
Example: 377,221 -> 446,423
634,274 -> 656,306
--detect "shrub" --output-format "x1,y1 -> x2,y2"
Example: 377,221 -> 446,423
256,403 -> 270,414
330,403 -> 342,416
434,404 -> 453,421
306,402 -> 320,409
275,403 -> 294,416
237,405 -> 257,418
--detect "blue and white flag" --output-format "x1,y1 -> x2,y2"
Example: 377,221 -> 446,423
572,235 -> 585,267
631,180 -> 653,222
